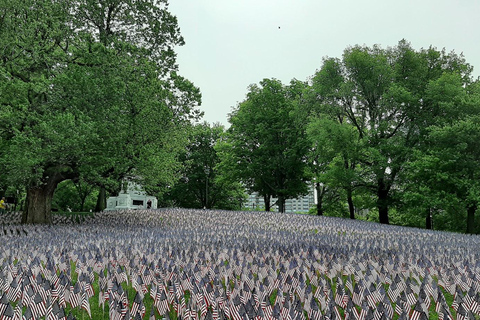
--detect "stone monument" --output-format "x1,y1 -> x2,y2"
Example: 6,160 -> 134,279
105,181 -> 157,211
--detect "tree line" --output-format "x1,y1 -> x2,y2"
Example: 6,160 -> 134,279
214,40 -> 480,234
0,1 -> 478,234
154,40 -> 479,234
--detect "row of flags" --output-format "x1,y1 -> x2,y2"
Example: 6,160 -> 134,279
0,209 -> 479,320
0,212 -> 91,227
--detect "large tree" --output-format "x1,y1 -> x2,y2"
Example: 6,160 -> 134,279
0,0 -> 201,223
303,57 -> 366,218
306,117 -> 364,218
306,40 -> 474,224
219,78 -> 310,212
165,123 -> 246,210
406,112 -> 480,234
397,74 -> 479,231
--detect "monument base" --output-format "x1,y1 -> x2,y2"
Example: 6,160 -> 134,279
105,181 -> 157,210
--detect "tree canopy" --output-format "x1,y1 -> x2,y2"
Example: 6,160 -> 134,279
2,11 -> 479,236
0,0 -> 201,223
304,40 -> 475,225
219,78 -> 310,212
163,122 -> 246,210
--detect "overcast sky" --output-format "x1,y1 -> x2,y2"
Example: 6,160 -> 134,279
169,0 -> 480,126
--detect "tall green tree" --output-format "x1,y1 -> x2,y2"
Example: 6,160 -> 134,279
220,78 -> 310,212
307,117 -> 364,218
398,74 -> 479,231
0,0 -> 201,223
165,123 -> 246,210
303,57 -> 366,218
406,114 -> 480,234
305,40 -> 474,224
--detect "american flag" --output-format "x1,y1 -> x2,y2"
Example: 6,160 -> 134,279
21,306 -> 33,320
438,303 -> 454,320
80,288 -> 91,318
13,300 -> 22,320
6,277 -> 21,302
131,291 -> 146,318
0,300 -> 14,320
30,292 -> 46,318
154,286 -> 169,316
0,208 -> 480,319
0,293 -> 9,316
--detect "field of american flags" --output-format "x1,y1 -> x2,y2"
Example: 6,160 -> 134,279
0,208 -> 479,320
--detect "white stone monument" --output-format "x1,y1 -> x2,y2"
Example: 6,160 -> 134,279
105,181 -> 157,211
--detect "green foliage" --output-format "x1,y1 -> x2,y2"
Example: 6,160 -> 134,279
306,116 -> 366,218
2,11 -> 479,235
404,115 -> 480,233
0,0 -> 202,222
220,78 -> 310,212
52,179 -> 98,212
303,39 -> 476,225
164,123 -> 247,210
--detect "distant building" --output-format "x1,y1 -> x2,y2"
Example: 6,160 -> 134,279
246,186 -> 315,213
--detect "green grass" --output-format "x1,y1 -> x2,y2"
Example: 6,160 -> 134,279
64,274 -> 166,320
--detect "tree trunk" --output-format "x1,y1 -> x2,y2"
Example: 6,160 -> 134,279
278,195 -> 285,213
315,182 -> 324,216
22,166 -> 75,224
264,194 -> 271,212
95,186 -> 106,212
205,177 -> 209,209
23,184 -> 56,224
316,201 -> 323,216
347,188 -> 355,219
377,179 -> 389,224
466,204 -> 476,234
80,199 -> 85,212
378,200 -> 389,224
425,208 -> 432,230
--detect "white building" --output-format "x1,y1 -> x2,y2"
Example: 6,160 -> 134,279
246,186 -> 315,213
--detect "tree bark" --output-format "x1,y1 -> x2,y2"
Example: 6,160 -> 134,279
278,194 -> 285,213
264,194 -> 271,212
377,179 -> 389,224
22,166 -> 75,224
22,185 -> 55,224
425,208 -> 432,230
315,182 -> 324,216
95,186 -> 106,212
466,204 -> 476,234
347,188 -> 355,219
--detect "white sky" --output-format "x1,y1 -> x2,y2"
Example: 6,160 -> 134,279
169,0 -> 480,126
